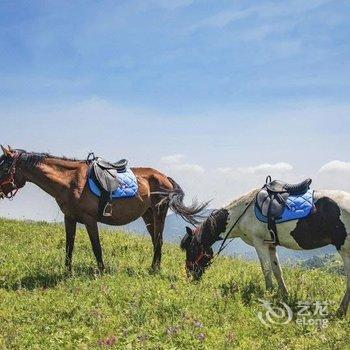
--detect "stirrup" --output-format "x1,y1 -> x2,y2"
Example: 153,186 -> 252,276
264,229 -> 277,244
103,203 -> 113,217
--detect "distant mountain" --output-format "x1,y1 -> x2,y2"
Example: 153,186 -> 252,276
299,254 -> 344,275
112,211 -> 335,264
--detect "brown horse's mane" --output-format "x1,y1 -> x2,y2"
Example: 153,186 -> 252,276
17,150 -> 82,169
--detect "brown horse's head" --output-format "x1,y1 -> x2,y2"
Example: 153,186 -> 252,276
0,145 -> 26,198
180,209 -> 229,279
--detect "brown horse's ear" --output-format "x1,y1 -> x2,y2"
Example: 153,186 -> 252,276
7,145 -> 13,151
186,226 -> 193,236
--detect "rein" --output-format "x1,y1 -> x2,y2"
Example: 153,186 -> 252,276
216,197 -> 255,257
0,152 -> 22,199
186,197 -> 255,271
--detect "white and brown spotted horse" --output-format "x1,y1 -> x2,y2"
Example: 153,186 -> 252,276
181,189 -> 350,316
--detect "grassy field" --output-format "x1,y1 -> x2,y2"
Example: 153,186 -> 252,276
0,219 -> 349,349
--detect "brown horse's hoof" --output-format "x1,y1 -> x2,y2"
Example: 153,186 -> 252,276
92,264 -> 105,277
65,264 -> 73,276
150,265 -> 161,274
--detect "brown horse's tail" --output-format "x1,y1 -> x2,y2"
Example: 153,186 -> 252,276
166,177 -> 210,226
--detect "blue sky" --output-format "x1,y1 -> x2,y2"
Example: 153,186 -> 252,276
1,0 -> 350,220
1,0 -> 350,109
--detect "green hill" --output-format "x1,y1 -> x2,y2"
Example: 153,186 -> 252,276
0,219 -> 349,349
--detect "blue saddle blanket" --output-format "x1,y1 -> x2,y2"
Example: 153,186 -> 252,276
88,168 -> 138,199
254,190 -> 314,224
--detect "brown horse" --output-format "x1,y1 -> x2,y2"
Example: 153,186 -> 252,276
0,146 -> 208,272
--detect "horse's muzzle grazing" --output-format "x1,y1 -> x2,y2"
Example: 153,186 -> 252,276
186,264 -> 204,280
186,252 -> 213,280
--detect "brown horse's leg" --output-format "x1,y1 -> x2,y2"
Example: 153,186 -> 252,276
142,208 -> 156,270
64,215 -> 77,272
142,203 -> 168,271
84,219 -> 105,273
152,201 -> 169,271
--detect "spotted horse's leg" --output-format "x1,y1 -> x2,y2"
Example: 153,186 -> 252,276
253,237 -> 274,291
338,237 -> 350,317
268,245 -> 288,295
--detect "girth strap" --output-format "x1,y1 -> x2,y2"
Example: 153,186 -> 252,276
265,192 -> 280,245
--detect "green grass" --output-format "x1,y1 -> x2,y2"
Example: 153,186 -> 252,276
0,219 -> 349,349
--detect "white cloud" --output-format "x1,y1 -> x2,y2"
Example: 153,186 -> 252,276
161,154 -> 204,174
217,167 -> 233,174
238,162 -> 294,174
185,1 -> 332,63
173,163 -> 204,173
192,8 -> 255,29
152,0 -> 193,10
319,160 -> 350,174
161,154 -> 185,164
216,162 -> 294,178
192,0 -> 333,30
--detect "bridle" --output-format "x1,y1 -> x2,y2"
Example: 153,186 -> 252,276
0,152 -> 22,200
186,247 -> 213,271
185,226 -> 213,271
186,197 -> 256,272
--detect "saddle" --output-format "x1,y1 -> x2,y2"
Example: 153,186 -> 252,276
90,157 -> 128,218
94,158 -> 128,172
265,178 -> 312,195
255,176 -> 312,244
